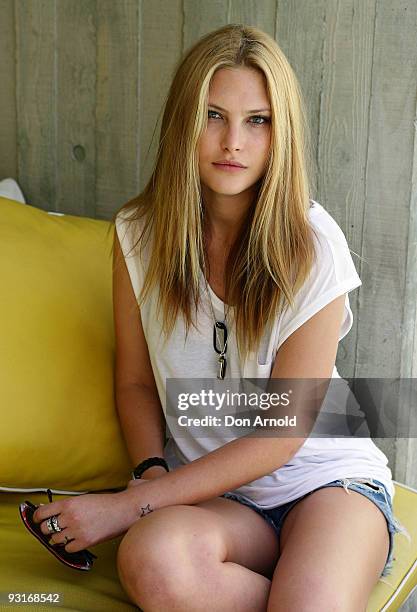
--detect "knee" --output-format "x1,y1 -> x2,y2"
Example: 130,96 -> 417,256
116,506 -> 224,605
116,519 -> 175,608
117,506 -> 224,573
116,514 -> 165,586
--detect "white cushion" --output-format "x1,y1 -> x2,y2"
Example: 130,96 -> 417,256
0,178 -> 26,203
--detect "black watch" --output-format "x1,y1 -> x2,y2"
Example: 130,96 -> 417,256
132,456 -> 169,479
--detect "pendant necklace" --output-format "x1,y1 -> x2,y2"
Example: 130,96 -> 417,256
201,258 -> 231,380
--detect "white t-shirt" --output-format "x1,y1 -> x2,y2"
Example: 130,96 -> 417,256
115,199 -> 394,507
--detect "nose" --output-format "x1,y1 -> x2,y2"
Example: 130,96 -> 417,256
221,121 -> 243,151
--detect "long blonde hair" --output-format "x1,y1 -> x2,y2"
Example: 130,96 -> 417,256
111,23 -> 317,366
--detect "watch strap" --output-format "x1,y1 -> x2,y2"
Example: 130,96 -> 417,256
132,456 -> 169,479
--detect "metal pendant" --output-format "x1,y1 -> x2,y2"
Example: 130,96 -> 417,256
217,355 -> 227,379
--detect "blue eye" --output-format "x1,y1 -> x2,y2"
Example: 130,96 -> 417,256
250,116 -> 270,125
208,110 -> 270,126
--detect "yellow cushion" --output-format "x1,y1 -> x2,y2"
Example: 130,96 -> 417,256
0,492 -> 137,611
366,480 -> 417,611
0,197 -> 131,492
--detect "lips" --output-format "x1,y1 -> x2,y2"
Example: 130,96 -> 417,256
213,161 -> 246,168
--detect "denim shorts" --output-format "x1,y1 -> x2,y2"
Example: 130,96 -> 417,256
221,477 -> 412,582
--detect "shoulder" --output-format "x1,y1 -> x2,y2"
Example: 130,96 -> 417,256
308,200 -> 352,254
115,206 -> 149,260
275,201 -> 362,351
307,199 -> 358,283
115,205 -> 140,233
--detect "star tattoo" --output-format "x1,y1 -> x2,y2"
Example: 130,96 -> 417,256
139,503 -> 154,517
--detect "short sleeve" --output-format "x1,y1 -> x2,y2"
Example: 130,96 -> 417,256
276,209 -> 362,353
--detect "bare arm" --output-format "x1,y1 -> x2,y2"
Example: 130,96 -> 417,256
113,227 -> 167,479
124,293 -> 346,508
115,384 -> 167,479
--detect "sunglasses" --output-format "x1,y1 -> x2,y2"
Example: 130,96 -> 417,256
19,489 -> 97,571
213,320 -> 228,379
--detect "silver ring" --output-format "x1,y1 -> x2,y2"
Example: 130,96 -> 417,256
45,517 -> 55,534
51,515 -> 62,532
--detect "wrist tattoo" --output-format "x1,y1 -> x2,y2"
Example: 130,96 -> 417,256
139,503 -> 154,517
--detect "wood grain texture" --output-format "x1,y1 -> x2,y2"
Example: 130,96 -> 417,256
139,0 -> 182,192
316,1 -> 375,379
229,0 -> 276,37
57,0 -> 96,216
183,0 -> 228,48
357,0 -> 417,486
357,0 -> 415,377
276,0 -> 366,379
397,0 -> 417,494
95,0 -> 141,219
276,0 -> 325,178
0,0 -> 17,178
15,0 -> 57,209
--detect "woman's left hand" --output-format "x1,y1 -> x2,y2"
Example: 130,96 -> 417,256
32,490 -> 141,553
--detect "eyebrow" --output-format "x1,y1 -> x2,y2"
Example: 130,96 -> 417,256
208,103 -> 271,114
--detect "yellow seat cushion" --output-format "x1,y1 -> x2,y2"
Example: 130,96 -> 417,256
0,196 -> 131,492
0,492 -> 137,611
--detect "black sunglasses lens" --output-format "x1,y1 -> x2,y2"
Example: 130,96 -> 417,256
213,321 -> 227,353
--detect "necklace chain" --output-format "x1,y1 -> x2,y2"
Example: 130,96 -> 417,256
201,253 -> 231,378
202,273 -> 230,352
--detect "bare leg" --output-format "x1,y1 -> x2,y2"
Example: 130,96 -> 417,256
117,502 -> 279,612
266,487 -> 390,611
119,556 -> 271,612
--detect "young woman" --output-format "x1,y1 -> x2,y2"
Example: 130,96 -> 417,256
34,24 -> 410,611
